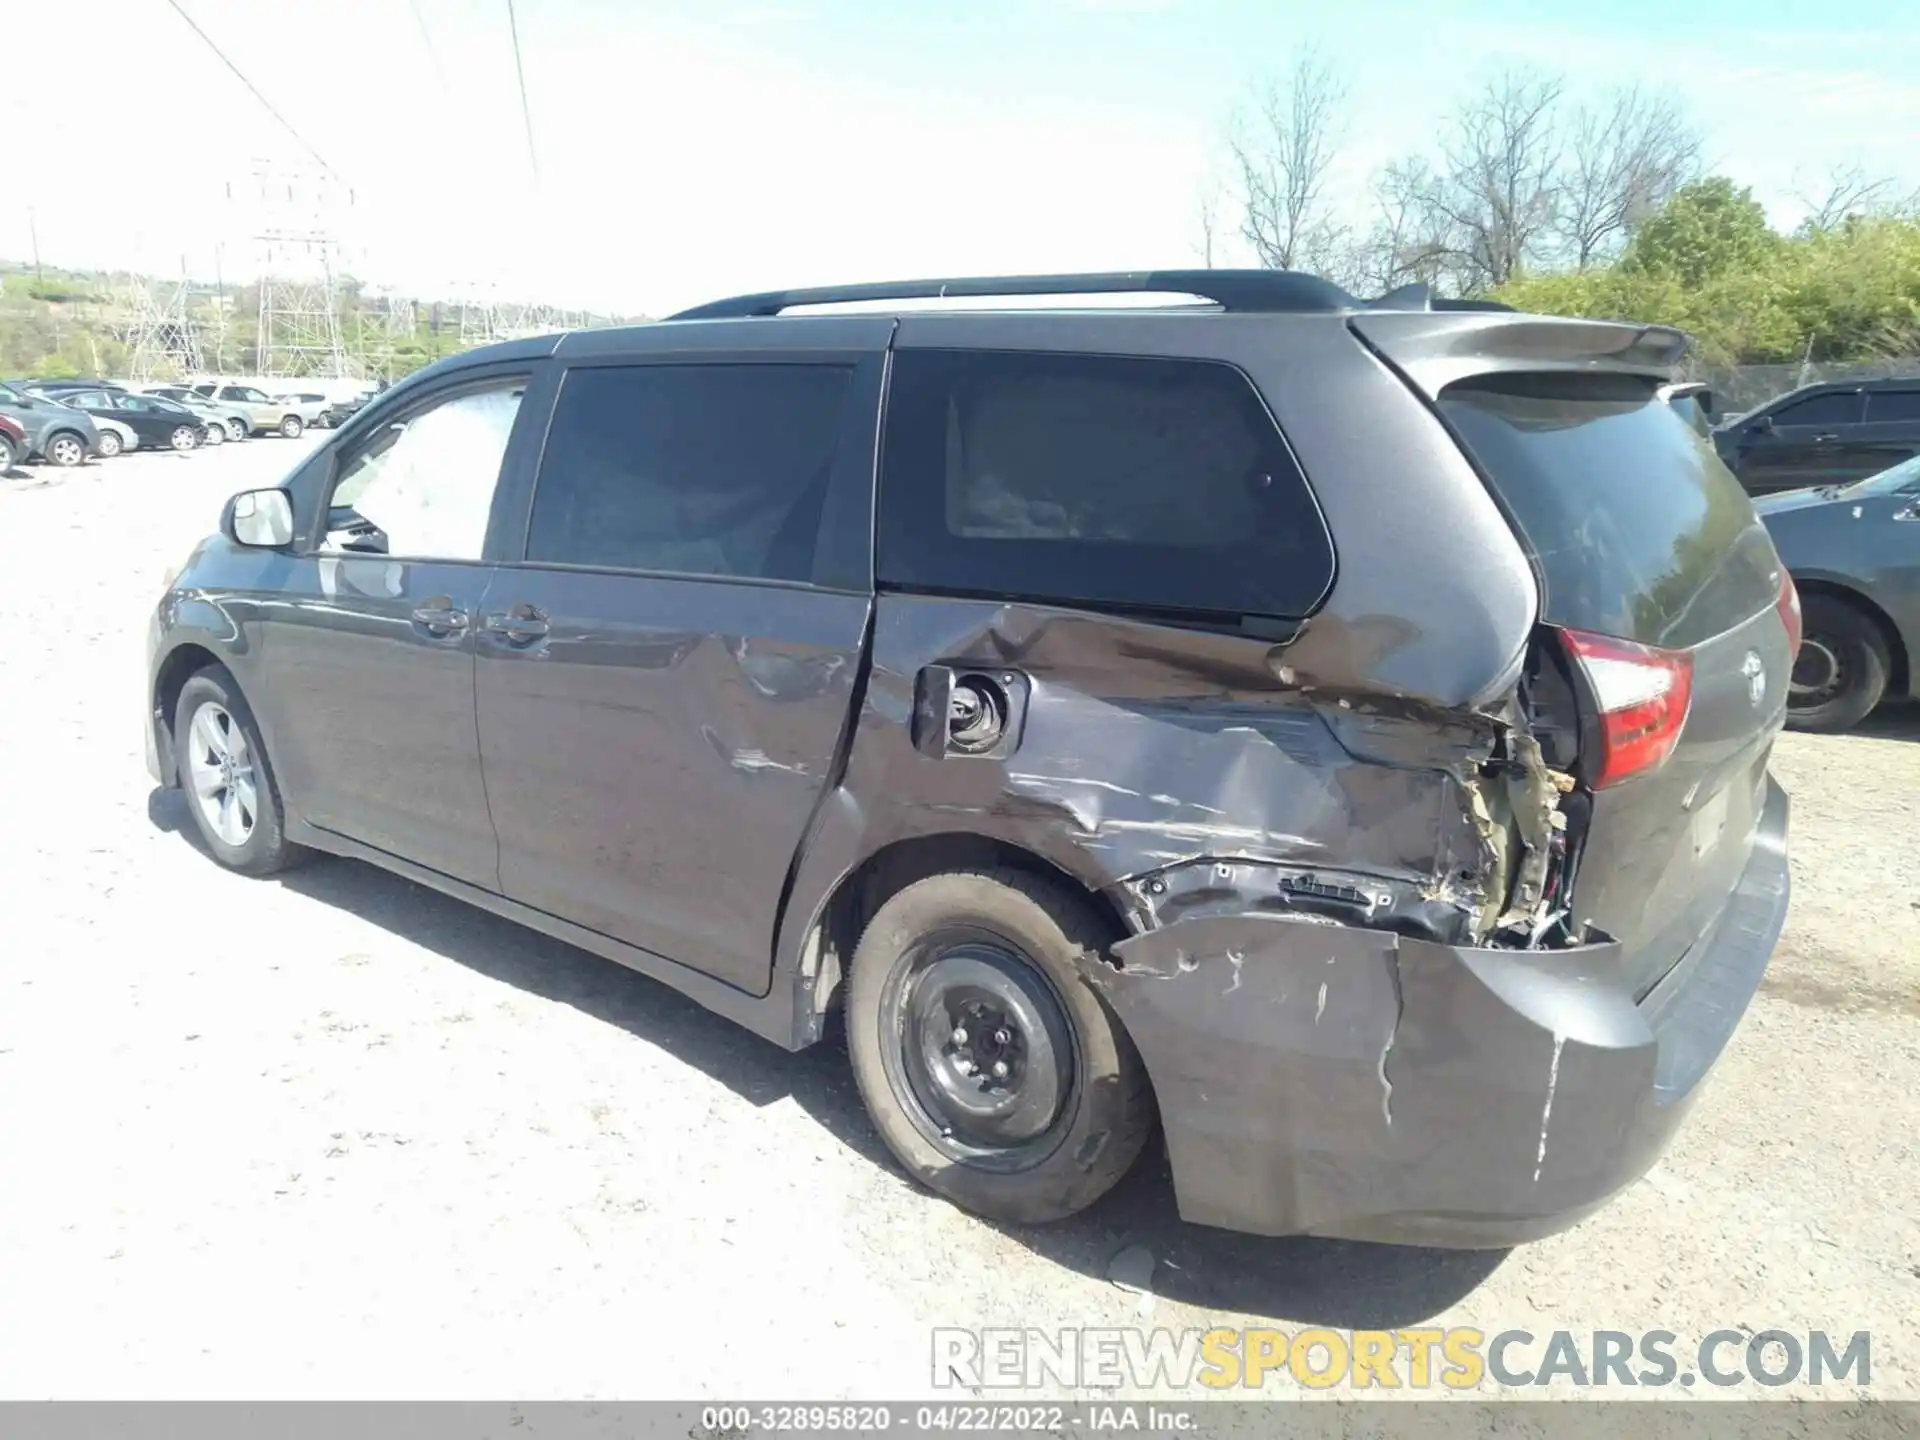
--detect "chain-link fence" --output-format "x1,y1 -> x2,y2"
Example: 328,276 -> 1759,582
1687,358 -> 1920,418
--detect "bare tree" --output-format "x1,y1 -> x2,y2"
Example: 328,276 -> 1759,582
1193,173 -> 1224,269
1559,84 -> 1700,267
1229,53 -> 1348,274
1345,158 -> 1451,295
1421,70 -> 1566,291
1798,164 -> 1920,232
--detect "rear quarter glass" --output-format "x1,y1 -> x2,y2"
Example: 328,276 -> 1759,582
876,349 -> 1334,621
1439,372 -> 1780,649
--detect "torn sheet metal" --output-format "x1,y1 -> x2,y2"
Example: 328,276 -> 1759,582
775,595 -> 1518,991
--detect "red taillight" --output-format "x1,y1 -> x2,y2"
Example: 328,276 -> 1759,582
1561,629 -> 1694,788
1776,570 -> 1802,658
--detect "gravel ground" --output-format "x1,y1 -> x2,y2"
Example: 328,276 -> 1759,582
0,439 -> 1915,1404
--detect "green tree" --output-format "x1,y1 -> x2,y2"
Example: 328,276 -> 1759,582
1619,177 -> 1777,287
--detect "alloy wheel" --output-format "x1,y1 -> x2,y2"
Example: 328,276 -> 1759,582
171,426 -> 198,451
46,435 -> 83,467
184,702 -> 257,847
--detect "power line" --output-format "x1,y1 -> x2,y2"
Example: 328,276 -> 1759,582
504,0 -> 539,186
407,0 -> 450,95
162,0 -> 342,183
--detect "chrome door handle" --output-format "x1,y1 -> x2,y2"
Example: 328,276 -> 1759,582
410,603 -> 468,635
483,610 -> 550,643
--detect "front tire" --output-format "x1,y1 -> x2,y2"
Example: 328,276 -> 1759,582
846,869 -> 1154,1225
0,435 -> 16,471
202,421 -> 225,446
96,429 -> 123,458
169,425 -> 199,451
1787,594 -> 1890,733
173,666 -> 307,875
44,431 -> 86,467
278,415 -> 304,438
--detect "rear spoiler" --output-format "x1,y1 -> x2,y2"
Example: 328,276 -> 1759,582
1349,309 -> 1691,399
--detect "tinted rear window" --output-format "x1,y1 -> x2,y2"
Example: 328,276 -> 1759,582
526,363 -> 852,583
877,350 -> 1333,621
1866,390 -> 1920,423
1771,391 -> 1862,427
1440,373 -> 1779,648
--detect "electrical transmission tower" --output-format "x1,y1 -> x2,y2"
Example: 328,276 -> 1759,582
354,289 -> 417,381
456,280 -> 505,347
118,267 -> 205,381
243,161 -> 351,378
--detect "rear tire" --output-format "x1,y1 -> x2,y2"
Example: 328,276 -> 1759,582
44,431 -> 86,467
226,419 -> 248,442
278,415 -> 303,438
0,435 -> 16,471
846,868 -> 1154,1225
1787,594 -> 1889,733
173,666 -> 308,876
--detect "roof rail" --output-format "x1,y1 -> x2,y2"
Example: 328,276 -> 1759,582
666,269 -> 1361,320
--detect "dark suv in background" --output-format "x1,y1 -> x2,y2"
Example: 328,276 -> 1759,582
144,271 -> 1795,1249
1715,377 -> 1920,494
0,381 -> 101,467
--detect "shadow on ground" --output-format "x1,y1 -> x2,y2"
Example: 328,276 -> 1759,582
149,786 -> 1506,1327
1852,699 -> 1920,742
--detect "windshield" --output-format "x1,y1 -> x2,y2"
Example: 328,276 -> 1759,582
1836,453 -> 1920,497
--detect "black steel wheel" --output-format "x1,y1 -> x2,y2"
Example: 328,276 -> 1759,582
882,930 -> 1078,1167
1787,594 -> 1889,733
846,868 -> 1154,1224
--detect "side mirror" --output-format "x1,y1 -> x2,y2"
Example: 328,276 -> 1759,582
1751,414 -> 1775,435
226,488 -> 295,548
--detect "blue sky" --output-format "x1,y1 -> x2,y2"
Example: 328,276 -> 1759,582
4,0 -> 1916,314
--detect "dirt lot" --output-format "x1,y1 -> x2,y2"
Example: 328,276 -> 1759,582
0,438 -> 1915,1402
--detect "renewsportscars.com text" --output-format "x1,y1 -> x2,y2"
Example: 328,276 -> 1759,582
932,1326 -> 1872,1391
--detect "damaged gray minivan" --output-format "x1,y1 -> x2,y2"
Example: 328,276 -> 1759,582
145,271 -> 1796,1247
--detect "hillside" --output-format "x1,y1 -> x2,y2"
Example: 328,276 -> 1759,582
0,262 -> 636,382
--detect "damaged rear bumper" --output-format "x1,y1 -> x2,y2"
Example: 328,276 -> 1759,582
1096,776 -> 1790,1248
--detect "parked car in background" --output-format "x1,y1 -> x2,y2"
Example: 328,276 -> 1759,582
145,386 -> 251,442
0,411 -> 25,471
188,381 -> 308,437
1756,455 -> 1920,731
144,270 -> 1795,1250
91,414 -> 140,457
0,382 -> 100,466
27,387 -> 205,451
321,391 -> 373,426
1715,378 -> 1920,495
1658,380 -> 1717,438
272,392 -> 332,427
5,377 -> 125,397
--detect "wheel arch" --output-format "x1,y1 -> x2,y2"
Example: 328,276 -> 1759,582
38,424 -> 88,457
790,829 -> 1133,1045
1794,575 -> 1910,696
151,641 -> 232,785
